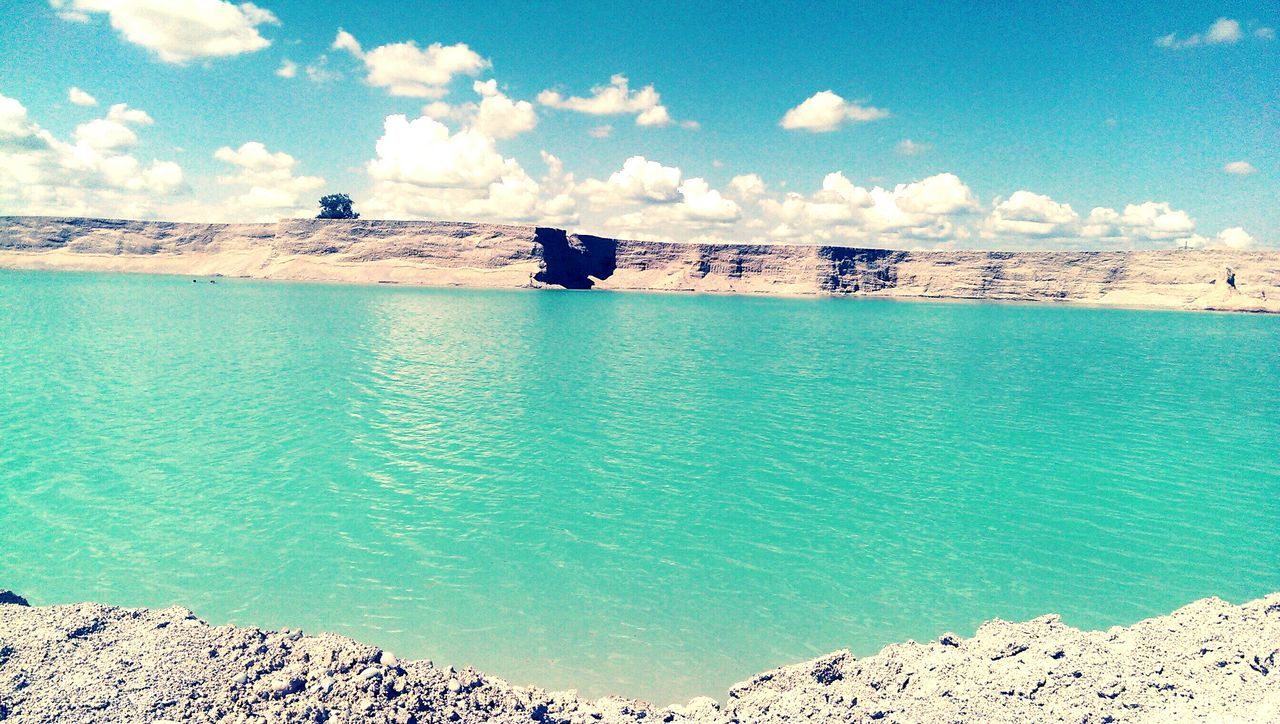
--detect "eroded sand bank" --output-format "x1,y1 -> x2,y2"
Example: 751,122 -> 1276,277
1,591 -> 1277,722
2,216 -> 1279,312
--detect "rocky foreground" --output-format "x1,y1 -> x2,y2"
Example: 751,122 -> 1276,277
2,216 -> 1279,312
1,591 -> 1277,722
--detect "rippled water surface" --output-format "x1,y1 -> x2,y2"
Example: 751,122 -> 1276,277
2,269 -> 1278,702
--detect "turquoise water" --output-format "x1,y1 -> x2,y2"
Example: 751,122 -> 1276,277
2,269 -> 1278,703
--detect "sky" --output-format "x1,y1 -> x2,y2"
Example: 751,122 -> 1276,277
0,1 -> 1276,249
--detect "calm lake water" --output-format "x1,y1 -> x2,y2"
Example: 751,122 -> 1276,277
2,269 -> 1278,702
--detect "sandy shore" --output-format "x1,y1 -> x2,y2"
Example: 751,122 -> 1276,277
3,215 -> 1279,313
1,590 -> 1277,722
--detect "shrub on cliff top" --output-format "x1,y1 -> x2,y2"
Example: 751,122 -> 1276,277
317,194 -> 359,219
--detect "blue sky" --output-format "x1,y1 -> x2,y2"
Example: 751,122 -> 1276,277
0,1 -> 1275,248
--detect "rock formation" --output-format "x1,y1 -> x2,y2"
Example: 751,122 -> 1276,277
2,216 -> 1278,312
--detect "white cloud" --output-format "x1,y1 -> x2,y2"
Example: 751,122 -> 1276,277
1257,27 -> 1276,40
728,173 -> 766,199
331,28 -> 488,98
1214,227 -> 1256,249
275,58 -> 297,78
675,178 -> 740,222
472,80 -> 537,139
74,118 -> 138,149
582,155 -> 683,203
1223,160 -> 1257,175
51,0 -> 280,63
71,103 -> 152,150
1156,17 -> 1252,49
417,80 -> 537,139
537,74 -> 677,127
209,141 -> 324,220
368,115 -> 516,188
574,156 -> 744,237
983,191 -> 1080,237
1183,226 -> 1258,250
0,91 -> 184,219
895,138 -> 931,156
761,172 -> 978,243
780,91 -> 889,132
106,103 -> 153,125
588,124 -> 612,139
1081,202 -> 1196,242
68,87 -> 98,106
362,114 -> 573,225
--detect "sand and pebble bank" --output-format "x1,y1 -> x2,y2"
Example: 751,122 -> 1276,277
2,215 -> 1279,313
2,590 -> 1277,722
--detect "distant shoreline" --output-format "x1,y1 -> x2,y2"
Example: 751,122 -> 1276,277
2,590 -> 1277,721
2,215 -> 1278,313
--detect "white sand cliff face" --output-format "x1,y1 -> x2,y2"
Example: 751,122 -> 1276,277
2,216 -> 1278,312
1,591 -> 1277,722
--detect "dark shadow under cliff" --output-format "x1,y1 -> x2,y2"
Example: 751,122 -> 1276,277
533,228 -> 617,289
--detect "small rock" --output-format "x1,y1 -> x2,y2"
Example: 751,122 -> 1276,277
447,678 -> 462,693
232,672 -> 250,686
264,676 -> 304,698
358,666 -> 383,681
379,651 -> 399,668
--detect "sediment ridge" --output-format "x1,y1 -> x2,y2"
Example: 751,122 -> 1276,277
1,591 -> 1277,722
2,216 -> 1279,312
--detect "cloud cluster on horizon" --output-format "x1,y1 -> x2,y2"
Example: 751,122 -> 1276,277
14,4 -> 1274,250
3,85 -> 1262,251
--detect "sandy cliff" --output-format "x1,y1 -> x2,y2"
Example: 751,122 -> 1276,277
1,591 -> 1277,722
2,215 -> 1279,312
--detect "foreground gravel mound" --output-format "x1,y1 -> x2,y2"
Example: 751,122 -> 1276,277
1,590 -> 1277,722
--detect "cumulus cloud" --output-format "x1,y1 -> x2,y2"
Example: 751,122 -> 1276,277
728,174 -> 766,199
761,172 -> 979,243
51,0 -> 280,63
209,141 -> 324,219
1155,17 -> 1262,49
1213,227 -> 1256,249
674,178 -> 740,222
575,156 -> 744,239
780,91 -> 889,132
275,58 -> 297,78
983,191 -> 1080,237
581,156 -> 683,203
68,87 -> 98,106
0,91 -> 184,219
1080,202 -> 1196,243
362,114 -> 574,225
472,80 -> 537,138
331,28 -> 488,98
537,74 -> 677,127
418,80 -> 538,139
367,115 -> 522,189
1223,160 -> 1257,175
